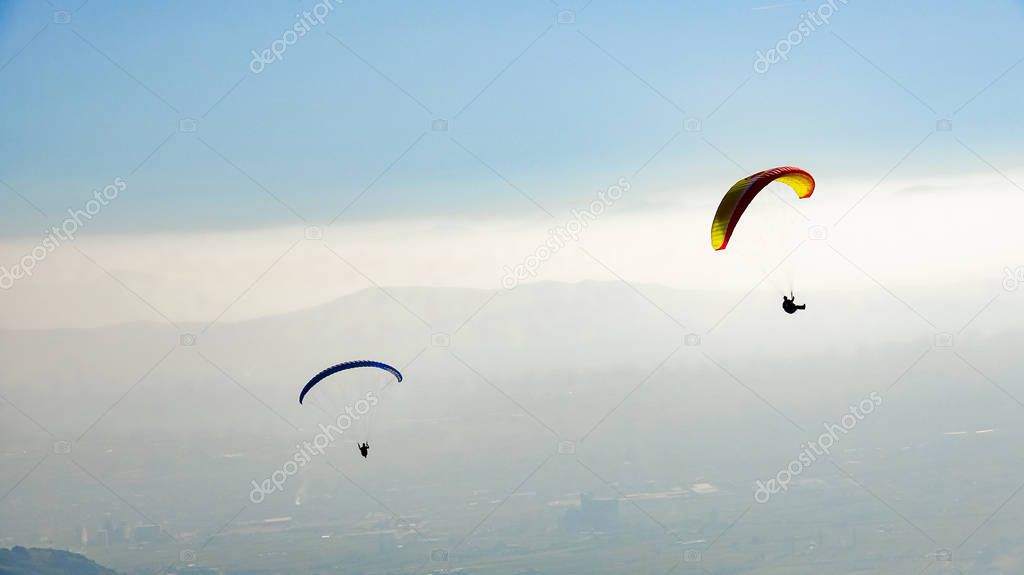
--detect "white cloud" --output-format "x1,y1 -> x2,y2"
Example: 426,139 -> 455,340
0,170 -> 1020,329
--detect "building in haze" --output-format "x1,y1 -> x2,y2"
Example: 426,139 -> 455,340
131,524 -> 161,544
560,493 -> 619,534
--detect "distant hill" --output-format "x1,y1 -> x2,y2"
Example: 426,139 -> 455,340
0,280 -> 1013,442
0,547 -> 120,575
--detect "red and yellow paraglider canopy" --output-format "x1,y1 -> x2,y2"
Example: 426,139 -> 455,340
711,166 -> 815,251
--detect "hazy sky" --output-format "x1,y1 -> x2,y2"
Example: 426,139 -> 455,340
1,0 -> 1023,327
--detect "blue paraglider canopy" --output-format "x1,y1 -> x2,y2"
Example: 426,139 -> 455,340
299,360 -> 403,404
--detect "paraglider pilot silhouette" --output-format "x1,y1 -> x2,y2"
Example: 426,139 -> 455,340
782,292 -> 805,314
358,442 -> 369,458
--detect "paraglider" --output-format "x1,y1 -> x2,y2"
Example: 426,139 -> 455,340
298,360 -> 403,405
782,292 -> 805,314
712,167 -> 816,315
710,166 -> 815,251
299,361 -> 403,460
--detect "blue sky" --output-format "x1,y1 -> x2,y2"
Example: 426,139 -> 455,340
1,0 -> 1023,235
